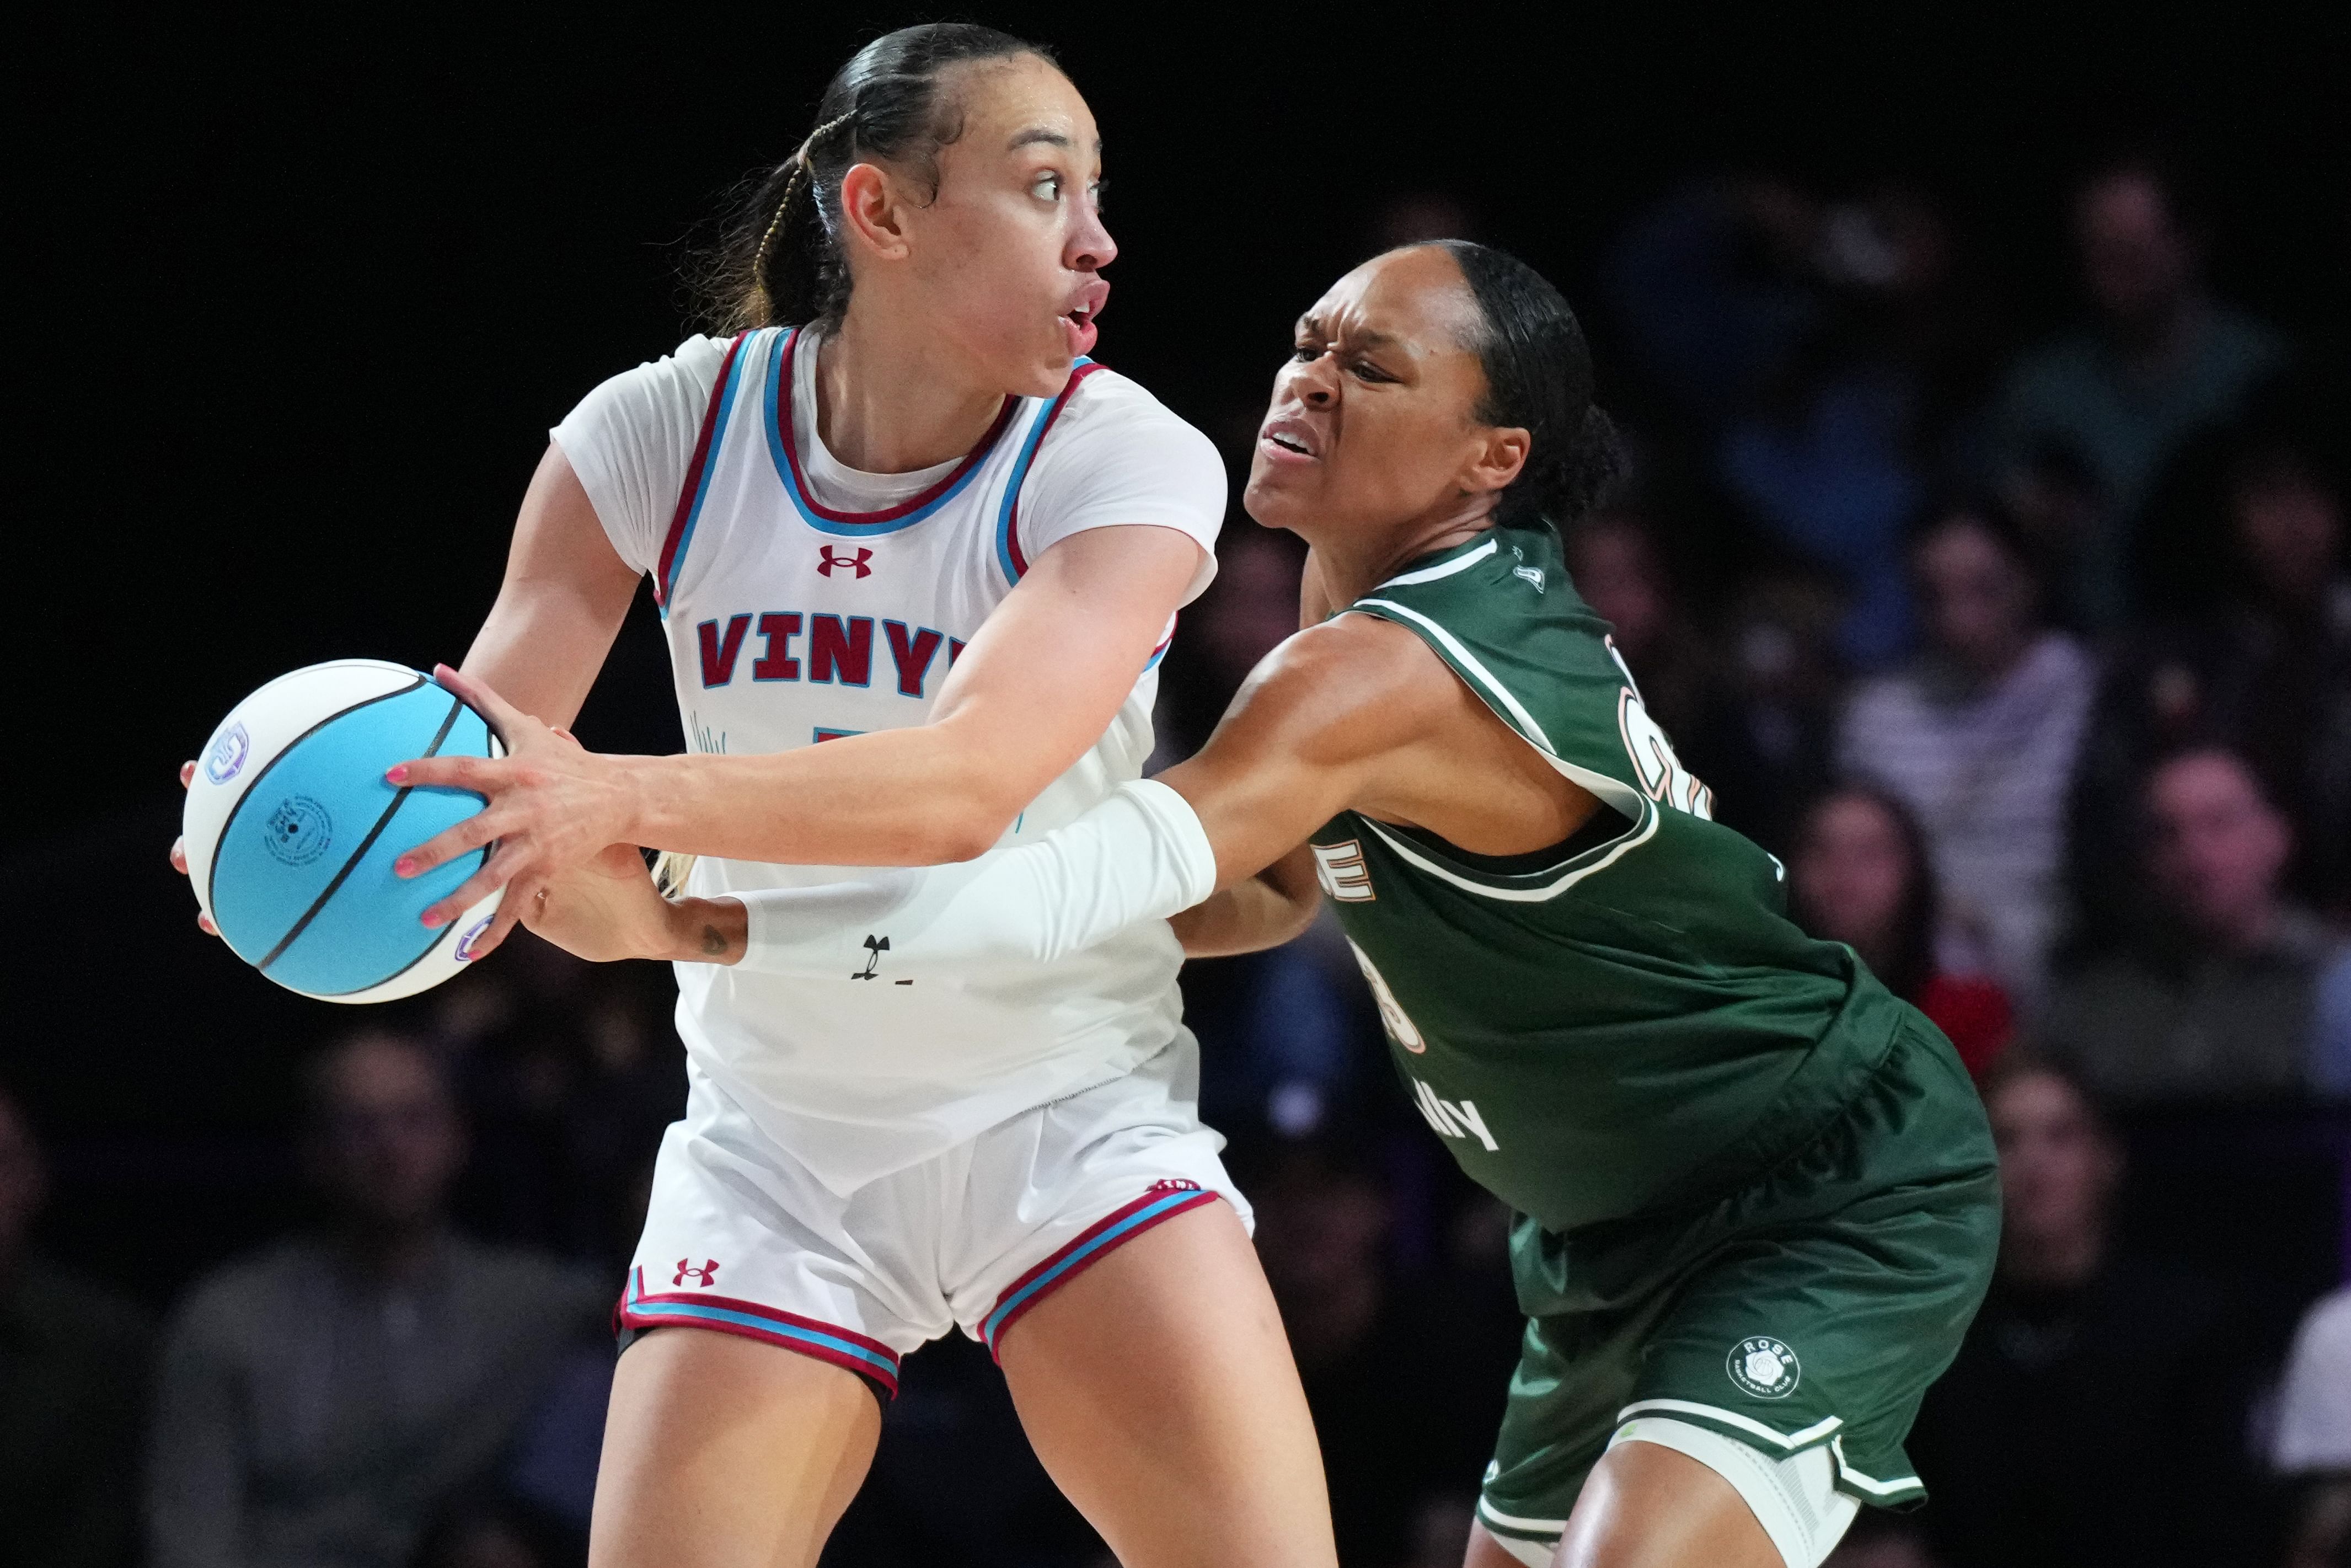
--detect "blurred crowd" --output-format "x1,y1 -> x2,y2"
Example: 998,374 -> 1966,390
6,153 -> 2349,1568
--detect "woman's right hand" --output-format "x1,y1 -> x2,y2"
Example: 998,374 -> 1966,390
170,761 -> 219,936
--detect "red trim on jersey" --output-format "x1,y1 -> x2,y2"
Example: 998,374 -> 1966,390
1003,361 -> 1109,577
652,331 -> 751,608
774,329 -> 1020,526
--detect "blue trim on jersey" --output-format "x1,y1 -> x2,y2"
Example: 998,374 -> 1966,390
658,338 -> 751,619
626,1296 -> 899,1376
979,1188 -> 1199,1345
993,356 -> 1095,583
764,329 -> 997,537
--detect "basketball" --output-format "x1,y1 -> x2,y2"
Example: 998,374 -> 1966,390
182,660 -> 505,1003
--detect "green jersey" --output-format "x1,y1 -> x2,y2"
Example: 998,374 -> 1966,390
1311,521 -> 1907,1233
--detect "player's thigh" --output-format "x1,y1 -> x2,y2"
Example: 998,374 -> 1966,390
997,1198 -> 1338,1568
1460,1444 -> 1777,1568
1549,1439 -> 1782,1568
589,1326 -> 882,1568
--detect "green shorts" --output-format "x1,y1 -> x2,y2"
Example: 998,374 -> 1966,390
1477,1013 -> 1999,1556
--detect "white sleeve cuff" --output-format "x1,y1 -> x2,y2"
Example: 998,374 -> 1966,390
732,779 -> 1217,978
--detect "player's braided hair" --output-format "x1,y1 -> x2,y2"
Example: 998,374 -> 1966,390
1424,240 -> 1625,532
703,23 -> 1055,333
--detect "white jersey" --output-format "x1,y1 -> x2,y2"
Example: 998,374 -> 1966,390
552,325 -> 1224,1191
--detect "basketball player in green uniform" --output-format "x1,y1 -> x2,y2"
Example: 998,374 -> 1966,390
503,240 -> 1999,1567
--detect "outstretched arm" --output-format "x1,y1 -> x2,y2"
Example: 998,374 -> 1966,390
526,613 -> 1459,975
400,522 -> 1204,956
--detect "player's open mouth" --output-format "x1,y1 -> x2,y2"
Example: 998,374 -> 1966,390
1258,415 -> 1320,462
1061,281 -> 1109,356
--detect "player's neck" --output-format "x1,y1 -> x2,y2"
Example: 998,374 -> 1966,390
815,307 -> 1010,474
1308,497 -> 1500,605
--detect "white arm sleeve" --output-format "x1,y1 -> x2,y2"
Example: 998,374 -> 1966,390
548,335 -> 729,575
733,780 -> 1217,977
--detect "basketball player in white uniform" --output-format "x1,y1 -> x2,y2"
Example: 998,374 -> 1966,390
175,25 -> 1335,1568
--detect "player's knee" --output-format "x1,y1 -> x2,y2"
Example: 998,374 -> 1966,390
1591,1419 -> 1857,1568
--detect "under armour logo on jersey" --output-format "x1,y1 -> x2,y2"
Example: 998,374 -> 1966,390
818,546 -> 873,579
853,934 -> 890,980
673,1258 -> 720,1287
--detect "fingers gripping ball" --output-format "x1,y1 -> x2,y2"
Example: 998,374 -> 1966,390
183,660 -> 505,1002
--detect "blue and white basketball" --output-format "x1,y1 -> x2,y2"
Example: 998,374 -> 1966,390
183,660 -> 505,1003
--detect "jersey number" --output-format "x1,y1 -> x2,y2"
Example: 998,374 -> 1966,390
1348,940 -> 1424,1053
1606,639 -> 1713,820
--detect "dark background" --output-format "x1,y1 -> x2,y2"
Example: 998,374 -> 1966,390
7,0 -> 2347,1366
8,11 -> 2351,1568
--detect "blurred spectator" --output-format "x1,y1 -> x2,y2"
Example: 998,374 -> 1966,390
1249,1138 -> 1511,1568
0,1086 -> 153,1568
1565,501 -> 1844,857
2042,748 -> 2351,1103
2282,1480 -> 2351,1568
1679,574 -> 1846,855
1838,502 -> 2095,1005
2274,1285 -> 2351,1475
2079,402 -> 2351,922
822,1331 -> 1107,1567
147,1030 -> 607,1568
1788,785 -> 2014,1078
1564,509 -> 1710,742
1988,157 -> 2288,630
1906,1057 -> 2266,1567
1253,1138 -> 1417,1567
1154,523 -> 1305,767
2276,1284 -> 2351,1568
433,936 -> 684,1261
1606,179 -> 2000,667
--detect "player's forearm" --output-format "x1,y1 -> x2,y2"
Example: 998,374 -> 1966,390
1168,844 -> 1321,957
677,780 -> 1217,977
617,723 -> 1025,867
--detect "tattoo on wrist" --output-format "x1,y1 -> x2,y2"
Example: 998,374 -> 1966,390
700,924 -> 727,957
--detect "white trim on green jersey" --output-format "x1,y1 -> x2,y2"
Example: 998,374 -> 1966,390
1346,598 -> 1651,820
1475,1495 -> 1568,1534
1827,1437 -> 1924,1499
1380,538 -> 1500,586
1358,812 -> 1659,903
1616,1398 -> 1844,1451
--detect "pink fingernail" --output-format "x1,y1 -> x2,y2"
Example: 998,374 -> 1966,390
421,911 -> 447,929
386,765 -> 409,783
394,857 -> 416,877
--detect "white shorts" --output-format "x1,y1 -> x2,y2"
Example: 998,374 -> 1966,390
617,1032 -> 1246,1398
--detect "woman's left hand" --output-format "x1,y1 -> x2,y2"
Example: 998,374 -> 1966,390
390,664 -> 644,959
524,842 -> 682,963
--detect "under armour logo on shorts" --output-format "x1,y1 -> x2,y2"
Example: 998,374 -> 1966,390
818,546 -> 873,579
673,1257 -> 721,1287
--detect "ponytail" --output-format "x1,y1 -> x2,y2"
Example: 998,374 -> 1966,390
1421,239 -> 1626,530
698,24 -> 1053,334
